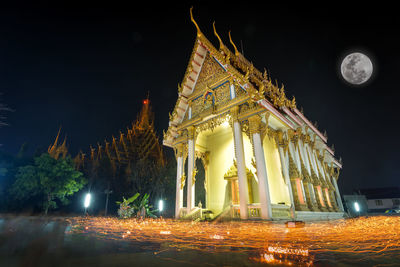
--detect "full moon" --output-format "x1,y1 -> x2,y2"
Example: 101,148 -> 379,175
340,52 -> 373,85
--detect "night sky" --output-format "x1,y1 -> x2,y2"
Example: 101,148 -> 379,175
0,3 -> 399,195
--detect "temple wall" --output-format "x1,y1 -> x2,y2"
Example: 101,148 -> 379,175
262,135 -> 291,205
243,134 -> 260,203
203,125 -> 234,215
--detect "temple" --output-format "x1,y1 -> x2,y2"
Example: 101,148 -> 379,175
48,127 -> 68,160
163,8 -> 345,220
74,98 -> 165,176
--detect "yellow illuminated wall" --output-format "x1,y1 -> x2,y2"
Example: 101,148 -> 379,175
195,124 -> 291,215
243,134 -> 259,203
262,135 -> 291,205
197,125 -> 234,215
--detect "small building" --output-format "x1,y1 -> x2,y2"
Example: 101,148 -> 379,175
358,187 -> 400,213
163,9 -> 345,221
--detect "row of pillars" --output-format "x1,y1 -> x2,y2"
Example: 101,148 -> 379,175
175,107 -> 344,219
175,108 -> 273,220
281,131 -> 345,213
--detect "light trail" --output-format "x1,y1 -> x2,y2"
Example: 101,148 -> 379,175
66,216 -> 400,265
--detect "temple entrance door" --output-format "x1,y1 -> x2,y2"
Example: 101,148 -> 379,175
194,158 -> 206,208
231,178 -> 240,205
225,176 -> 240,205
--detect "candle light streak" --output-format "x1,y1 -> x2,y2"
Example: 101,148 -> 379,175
66,216 -> 400,265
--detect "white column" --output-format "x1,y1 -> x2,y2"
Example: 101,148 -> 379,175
231,107 -> 249,219
175,153 -> 184,218
187,127 -> 195,211
278,145 -> 295,219
249,116 -> 272,220
332,177 -> 344,211
288,141 -> 313,203
309,183 -> 317,204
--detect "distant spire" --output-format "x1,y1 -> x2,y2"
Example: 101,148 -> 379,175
137,95 -> 153,129
48,126 -> 68,160
48,126 -> 61,155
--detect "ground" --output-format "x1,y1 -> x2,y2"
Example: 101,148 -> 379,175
1,215 -> 400,266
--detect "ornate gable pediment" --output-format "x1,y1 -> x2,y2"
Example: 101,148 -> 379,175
192,52 -> 228,97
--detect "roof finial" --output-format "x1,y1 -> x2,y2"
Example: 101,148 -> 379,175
48,126 -> 61,153
228,31 -> 239,56
190,7 -> 202,37
213,21 -> 224,50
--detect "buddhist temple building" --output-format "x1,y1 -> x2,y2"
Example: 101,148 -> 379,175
74,98 -> 165,176
163,8 -> 345,220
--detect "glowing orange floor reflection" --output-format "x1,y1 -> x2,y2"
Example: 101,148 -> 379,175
67,216 -> 400,265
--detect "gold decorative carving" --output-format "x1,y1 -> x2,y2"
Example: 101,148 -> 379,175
223,160 -> 255,181
214,82 -> 230,106
248,115 -> 262,135
276,130 -> 287,149
310,168 -> 320,186
213,21 -> 224,51
195,53 -> 226,92
230,106 -> 240,122
174,143 -> 185,159
224,160 -> 238,179
190,7 -> 202,37
288,151 -> 300,179
180,173 -> 186,190
195,113 -> 231,133
187,126 -> 195,140
195,151 -> 209,171
192,167 -> 198,185
228,31 -> 239,56
241,120 -> 250,139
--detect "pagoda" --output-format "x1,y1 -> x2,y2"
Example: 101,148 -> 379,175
48,127 -> 68,160
74,98 -> 165,175
163,8 -> 344,220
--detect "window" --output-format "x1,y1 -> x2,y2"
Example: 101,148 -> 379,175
375,199 -> 383,206
393,199 -> 400,205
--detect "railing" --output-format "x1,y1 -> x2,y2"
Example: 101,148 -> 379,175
179,207 -> 188,218
229,204 -> 261,219
230,203 -> 291,219
248,203 -> 261,218
231,204 -> 240,218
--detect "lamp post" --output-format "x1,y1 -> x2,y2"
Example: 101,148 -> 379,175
158,199 -> 164,217
104,182 -> 113,217
354,202 -> 360,217
84,193 -> 91,216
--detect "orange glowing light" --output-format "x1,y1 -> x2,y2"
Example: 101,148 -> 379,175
160,230 -> 171,235
67,216 -> 400,265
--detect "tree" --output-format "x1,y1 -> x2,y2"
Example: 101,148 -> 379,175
10,153 -> 87,214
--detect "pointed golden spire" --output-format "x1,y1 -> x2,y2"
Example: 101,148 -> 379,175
90,145 -> 95,161
213,21 -> 224,50
48,126 -> 61,154
60,135 -> 68,159
190,7 -> 202,37
228,31 -> 239,56
97,143 -> 102,160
